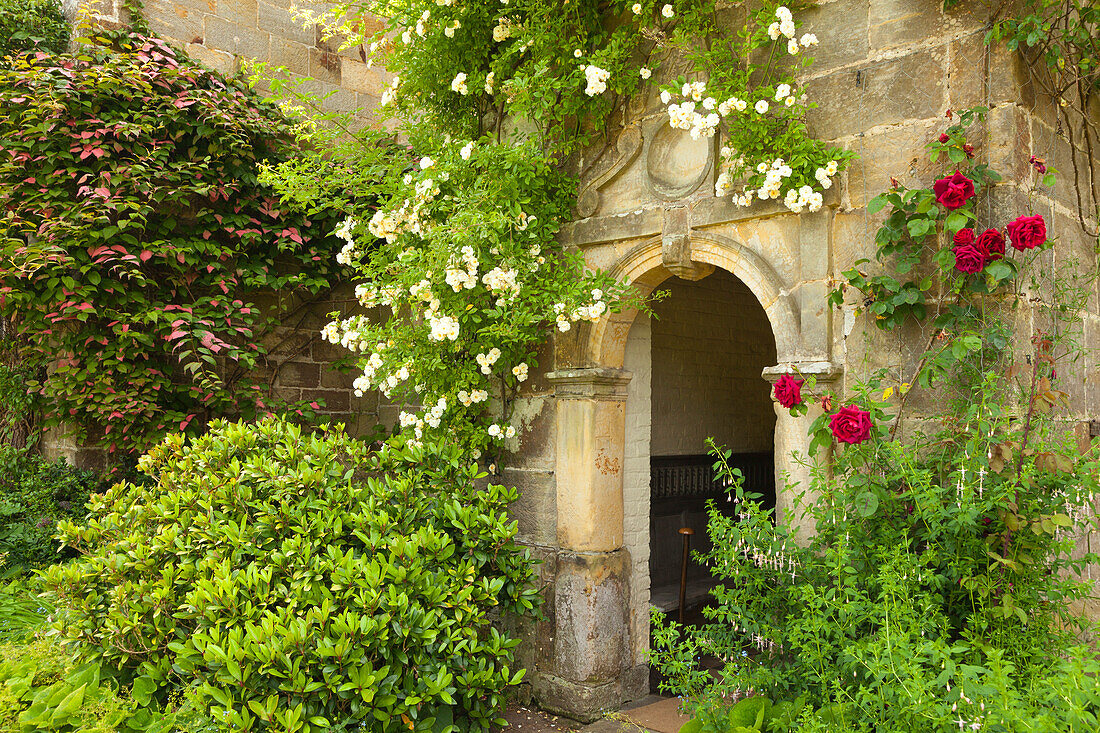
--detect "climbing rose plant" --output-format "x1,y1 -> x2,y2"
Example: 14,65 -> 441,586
262,0 -> 848,456
0,32 -> 343,458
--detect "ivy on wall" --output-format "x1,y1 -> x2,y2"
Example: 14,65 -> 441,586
0,32 -> 345,458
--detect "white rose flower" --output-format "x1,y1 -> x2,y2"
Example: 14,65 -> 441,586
768,22 -> 781,40
755,99 -> 769,114
660,89 -> 672,104
640,67 -> 651,80
460,141 -> 474,160
662,4 -> 674,18
450,72 -> 468,95
800,33 -> 818,47
774,83 -> 790,101
776,6 -> 792,22
787,38 -> 799,55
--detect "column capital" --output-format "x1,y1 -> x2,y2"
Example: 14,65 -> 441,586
546,367 -> 633,399
761,361 -> 843,385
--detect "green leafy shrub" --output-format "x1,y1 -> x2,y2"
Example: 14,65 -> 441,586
0,447 -> 101,572
0,31 -> 344,460
0,631 -> 217,733
45,418 -> 541,732
0,0 -> 69,59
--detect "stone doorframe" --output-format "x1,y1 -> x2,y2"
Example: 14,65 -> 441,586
536,202 -> 842,720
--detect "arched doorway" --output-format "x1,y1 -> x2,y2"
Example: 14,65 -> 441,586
622,268 -> 778,673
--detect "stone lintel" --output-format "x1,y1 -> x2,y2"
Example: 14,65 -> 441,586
560,207 -> 663,248
762,361 -> 843,385
547,367 -> 632,400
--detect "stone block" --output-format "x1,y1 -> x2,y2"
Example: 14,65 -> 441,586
257,0 -> 313,45
805,47 -> 948,141
204,15 -> 270,61
185,42 -> 236,76
844,118 -> 941,209
268,38 -> 310,77
310,46 -> 342,85
986,104 -> 1030,186
145,0 -> 205,45
276,360 -> 320,387
505,468 -> 557,548
340,57 -> 385,96
799,0 -> 870,72
948,36 -> 1030,110
300,388 -> 349,412
319,367 -> 354,390
553,549 -> 630,686
868,0 -> 985,53
219,0 -> 257,27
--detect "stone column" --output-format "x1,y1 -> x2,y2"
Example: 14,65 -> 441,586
762,361 -> 842,544
537,367 -> 641,720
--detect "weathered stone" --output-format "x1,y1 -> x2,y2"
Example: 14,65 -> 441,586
218,0 -> 256,27
806,47 -> 948,141
844,118 -> 942,209
268,38 -> 310,76
505,468 -> 558,547
276,360 -> 320,387
184,42 -> 235,76
257,0 -> 312,46
799,0 -> 870,72
309,46 -> 342,85
144,0 -> 204,44
868,0 -> 984,53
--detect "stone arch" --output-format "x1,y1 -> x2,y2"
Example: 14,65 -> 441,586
586,233 -> 801,371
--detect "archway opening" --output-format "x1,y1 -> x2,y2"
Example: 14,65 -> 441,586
622,267 -> 778,679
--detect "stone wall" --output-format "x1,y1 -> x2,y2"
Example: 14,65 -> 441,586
650,269 -> 776,456
79,0 -> 390,121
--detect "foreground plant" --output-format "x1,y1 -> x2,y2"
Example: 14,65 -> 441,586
0,31 -> 343,459
45,418 -> 540,732
650,113 -> 1100,731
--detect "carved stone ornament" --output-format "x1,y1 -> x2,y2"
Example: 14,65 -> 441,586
575,125 -> 643,219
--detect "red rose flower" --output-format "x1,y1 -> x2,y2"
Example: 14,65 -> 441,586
976,228 -> 1005,260
773,374 -> 804,409
933,171 -> 976,210
830,406 -> 873,445
1006,214 -> 1047,251
953,228 -> 975,246
963,143 -> 974,158
939,133 -> 950,143
953,239 -> 987,274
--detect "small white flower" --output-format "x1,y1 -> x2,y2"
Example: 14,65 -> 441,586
504,425 -> 517,439
661,3 -> 674,18
460,141 -> 474,160
450,72 -> 468,95
488,424 -> 502,438
640,67 -> 651,80
574,49 -> 583,58
420,156 -> 434,169
660,89 -> 671,104
776,6 -> 792,22
484,71 -> 495,94
632,2 -> 642,13
787,38 -> 799,55
702,96 -> 716,110
512,363 -> 529,382
754,99 -> 769,114
779,19 -> 796,39
800,33 -> 818,48
768,22 -> 781,40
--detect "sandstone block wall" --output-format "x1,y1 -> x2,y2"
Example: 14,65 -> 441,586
80,0 -> 390,121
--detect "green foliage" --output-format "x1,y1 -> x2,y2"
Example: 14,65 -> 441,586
0,447 -> 101,572
0,31 -> 344,459
652,109 -> 1100,732
0,579 -> 51,644
0,631 -> 217,733
44,418 -> 541,732
0,0 -> 69,59
652,423 -> 1100,731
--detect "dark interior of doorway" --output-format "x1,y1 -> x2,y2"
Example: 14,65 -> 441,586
648,451 -> 776,692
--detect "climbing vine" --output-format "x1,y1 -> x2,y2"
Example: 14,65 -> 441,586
0,32 -> 344,457
262,1 -> 849,457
